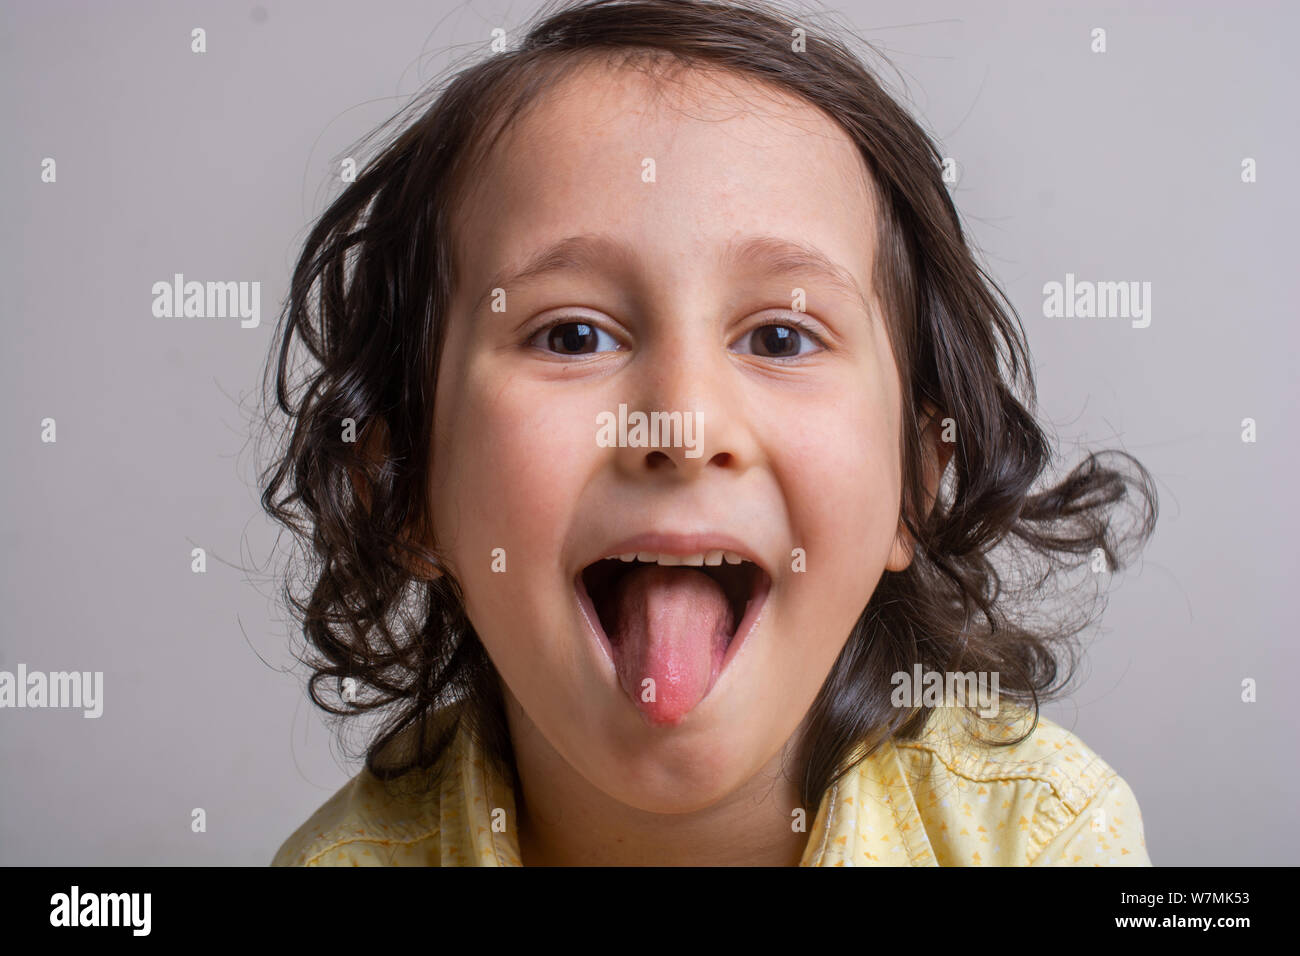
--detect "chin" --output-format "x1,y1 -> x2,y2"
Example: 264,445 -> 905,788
587,728 -> 764,815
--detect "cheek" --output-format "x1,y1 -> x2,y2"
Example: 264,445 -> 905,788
764,379 -> 901,685
431,360 -> 594,616
777,394 -> 901,571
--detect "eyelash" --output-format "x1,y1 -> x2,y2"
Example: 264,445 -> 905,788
526,315 -> 829,357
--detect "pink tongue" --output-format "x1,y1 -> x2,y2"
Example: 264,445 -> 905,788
608,565 -> 734,726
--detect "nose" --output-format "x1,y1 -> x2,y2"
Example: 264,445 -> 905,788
607,334 -> 757,480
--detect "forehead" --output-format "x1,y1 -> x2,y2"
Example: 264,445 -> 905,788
449,57 -> 878,312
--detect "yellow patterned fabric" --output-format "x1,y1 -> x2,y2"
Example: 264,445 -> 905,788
271,706 -> 1150,866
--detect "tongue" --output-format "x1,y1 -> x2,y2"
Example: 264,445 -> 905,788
607,565 -> 735,726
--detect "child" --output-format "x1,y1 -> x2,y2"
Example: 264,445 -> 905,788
264,0 -> 1157,866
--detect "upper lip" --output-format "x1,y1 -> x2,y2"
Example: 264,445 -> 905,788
580,532 -> 771,580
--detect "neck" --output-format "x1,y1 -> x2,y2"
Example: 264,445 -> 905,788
505,689 -> 811,867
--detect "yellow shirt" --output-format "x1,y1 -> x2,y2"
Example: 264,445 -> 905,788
271,706 -> 1150,866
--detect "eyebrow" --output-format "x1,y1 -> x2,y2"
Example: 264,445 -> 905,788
470,232 -> 869,315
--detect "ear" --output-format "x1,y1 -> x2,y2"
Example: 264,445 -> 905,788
885,400 -> 955,572
350,421 -> 443,581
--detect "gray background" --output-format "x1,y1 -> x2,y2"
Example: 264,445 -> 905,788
2,0 -> 1296,866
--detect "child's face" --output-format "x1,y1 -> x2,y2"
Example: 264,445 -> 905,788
429,61 -> 913,813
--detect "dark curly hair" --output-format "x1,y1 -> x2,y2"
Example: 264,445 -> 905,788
258,0 -> 1158,811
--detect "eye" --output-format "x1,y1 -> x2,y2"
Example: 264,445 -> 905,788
529,320 -> 622,356
731,319 -> 826,358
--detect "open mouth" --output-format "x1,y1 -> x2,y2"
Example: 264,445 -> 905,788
574,553 -> 773,725
581,556 -> 763,648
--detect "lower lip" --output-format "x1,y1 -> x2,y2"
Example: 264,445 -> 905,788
572,566 -> 773,713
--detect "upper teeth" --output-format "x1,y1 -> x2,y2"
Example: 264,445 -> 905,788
611,551 -> 746,567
